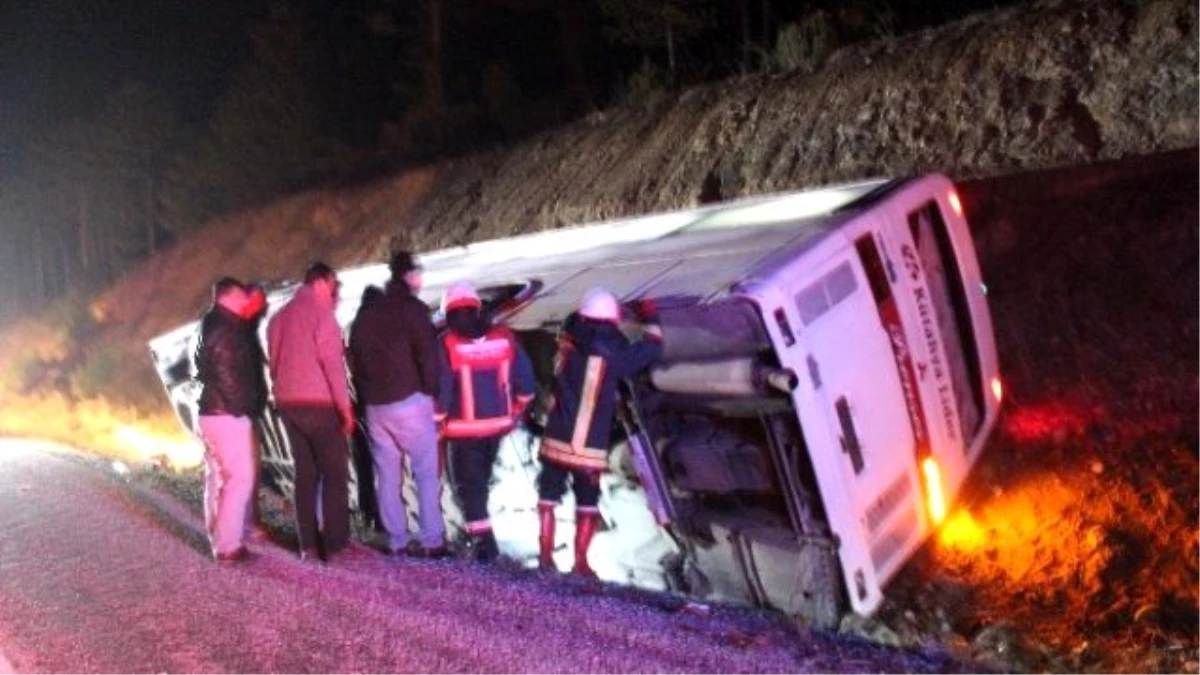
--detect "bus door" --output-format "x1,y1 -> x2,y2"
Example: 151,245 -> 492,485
761,236 -> 928,615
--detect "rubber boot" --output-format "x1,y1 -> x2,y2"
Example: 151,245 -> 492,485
473,530 -> 500,564
538,502 -> 557,571
572,511 -> 599,578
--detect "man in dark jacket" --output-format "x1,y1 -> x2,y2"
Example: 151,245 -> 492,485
537,287 -> 663,576
348,251 -> 447,557
267,262 -> 355,561
193,277 -> 267,562
436,281 -> 535,563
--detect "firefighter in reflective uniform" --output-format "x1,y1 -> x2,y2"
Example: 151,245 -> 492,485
436,281 -> 535,563
537,287 -> 663,577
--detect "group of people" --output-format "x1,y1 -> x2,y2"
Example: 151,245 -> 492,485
192,249 -> 664,576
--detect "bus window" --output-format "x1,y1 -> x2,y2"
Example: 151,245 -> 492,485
907,202 -> 985,443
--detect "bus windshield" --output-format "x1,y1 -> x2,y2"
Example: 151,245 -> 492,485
908,202 -> 985,443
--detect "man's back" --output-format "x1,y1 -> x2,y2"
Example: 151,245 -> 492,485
348,283 -> 439,406
267,285 -> 350,410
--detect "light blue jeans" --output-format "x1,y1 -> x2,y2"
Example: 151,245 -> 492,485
199,415 -> 255,556
366,393 -> 445,550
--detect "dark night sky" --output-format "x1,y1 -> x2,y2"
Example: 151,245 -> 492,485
0,0 -> 265,166
0,0 -> 1010,172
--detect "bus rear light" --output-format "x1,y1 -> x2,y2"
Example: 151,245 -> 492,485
921,457 -> 947,525
991,376 -> 1004,403
948,190 -> 963,217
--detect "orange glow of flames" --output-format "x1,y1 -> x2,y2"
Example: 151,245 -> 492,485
935,475 -> 1088,584
937,508 -> 987,550
0,388 -> 203,470
115,424 -> 204,470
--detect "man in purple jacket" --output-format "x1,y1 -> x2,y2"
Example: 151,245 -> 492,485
267,262 -> 355,562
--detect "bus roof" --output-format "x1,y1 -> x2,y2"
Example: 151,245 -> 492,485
334,176 -> 899,329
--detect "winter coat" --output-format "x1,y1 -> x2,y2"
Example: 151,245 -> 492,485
436,310 -> 535,439
540,314 -> 663,471
348,281 -> 440,406
194,304 -> 267,417
266,284 -> 352,411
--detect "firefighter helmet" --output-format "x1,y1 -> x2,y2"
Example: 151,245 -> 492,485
579,287 -> 620,322
442,281 -> 482,314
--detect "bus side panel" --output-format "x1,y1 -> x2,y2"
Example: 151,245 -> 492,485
746,234 -> 928,615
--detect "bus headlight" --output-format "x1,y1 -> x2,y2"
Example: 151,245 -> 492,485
948,190 -> 964,217
921,457 -> 947,525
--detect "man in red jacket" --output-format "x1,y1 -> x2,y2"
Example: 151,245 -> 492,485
536,287 -> 663,577
436,282 -> 535,563
267,262 -> 355,562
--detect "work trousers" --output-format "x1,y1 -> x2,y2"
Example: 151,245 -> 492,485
448,435 -> 502,534
199,414 -> 256,556
278,406 -> 350,554
365,393 -> 445,550
537,457 -> 602,512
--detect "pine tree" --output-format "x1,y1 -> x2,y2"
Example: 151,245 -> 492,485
160,0 -> 354,236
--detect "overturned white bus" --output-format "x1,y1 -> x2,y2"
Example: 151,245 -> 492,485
148,174 -> 1002,626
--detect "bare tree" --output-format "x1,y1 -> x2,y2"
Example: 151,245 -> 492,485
597,0 -> 715,76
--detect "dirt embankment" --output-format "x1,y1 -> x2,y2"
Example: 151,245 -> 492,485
88,0 -> 1196,364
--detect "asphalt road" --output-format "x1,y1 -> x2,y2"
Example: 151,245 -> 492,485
0,440 -> 961,673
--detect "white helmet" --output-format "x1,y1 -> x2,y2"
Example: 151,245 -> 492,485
442,281 -> 481,314
579,287 -> 620,322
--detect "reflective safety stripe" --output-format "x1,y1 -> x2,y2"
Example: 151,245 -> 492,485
465,519 -> 492,535
540,436 -> 607,471
500,357 -> 512,417
571,356 -> 605,452
443,416 -> 515,438
460,364 -> 476,420
443,330 -> 516,431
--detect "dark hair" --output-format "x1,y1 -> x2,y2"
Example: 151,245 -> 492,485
212,276 -> 244,300
389,250 -> 420,278
303,261 -> 336,285
361,285 -> 384,306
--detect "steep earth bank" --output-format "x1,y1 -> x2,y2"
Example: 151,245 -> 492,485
88,0 -> 1196,365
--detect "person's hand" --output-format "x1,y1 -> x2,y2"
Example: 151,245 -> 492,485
523,406 -> 546,436
338,406 -> 356,436
511,395 -> 532,419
